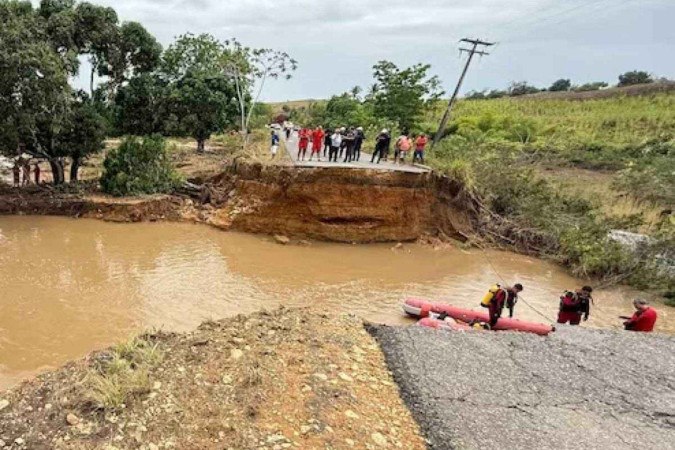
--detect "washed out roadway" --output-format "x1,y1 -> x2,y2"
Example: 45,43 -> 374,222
371,324 -> 675,450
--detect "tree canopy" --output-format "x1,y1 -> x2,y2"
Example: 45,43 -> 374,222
370,61 -> 443,132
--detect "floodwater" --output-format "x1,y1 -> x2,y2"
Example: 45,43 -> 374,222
0,216 -> 670,389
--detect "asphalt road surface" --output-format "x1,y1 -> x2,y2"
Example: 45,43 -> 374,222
284,132 -> 429,174
371,324 -> 675,450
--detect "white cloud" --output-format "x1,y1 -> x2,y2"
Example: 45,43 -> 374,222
35,0 -> 673,99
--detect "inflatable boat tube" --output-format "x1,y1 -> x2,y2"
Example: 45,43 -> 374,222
404,298 -> 554,336
417,317 -> 473,332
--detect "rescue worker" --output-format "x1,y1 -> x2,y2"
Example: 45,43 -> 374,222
309,126 -> 324,162
297,128 -> 310,161
621,299 -> 658,332
557,286 -> 593,325
487,284 -> 523,327
353,127 -> 365,161
371,129 -> 391,164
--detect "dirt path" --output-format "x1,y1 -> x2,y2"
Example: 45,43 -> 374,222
0,309 -> 425,449
371,324 -> 675,450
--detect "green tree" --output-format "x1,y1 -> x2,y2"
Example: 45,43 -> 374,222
549,79 -> 571,92
58,98 -> 107,181
114,73 -> 168,135
223,39 -> 297,148
508,81 -> 540,96
100,135 -> 179,196
370,61 -> 443,132
618,71 -> 653,87
160,34 -> 238,152
0,0 -> 158,184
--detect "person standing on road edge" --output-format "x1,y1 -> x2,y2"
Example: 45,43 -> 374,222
329,129 -> 342,162
353,127 -> 365,161
270,130 -> 280,159
343,127 -> 356,163
309,126 -> 324,162
557,286 -> 593,325
297,128 -> 310,161
22,161 -> 30,186
621,299 -> 658,332
413,134 -> 428,164
396,133 -> 411,164
371,129 -> 391,164
487,284 -> 523,327
323,129 -> 332,158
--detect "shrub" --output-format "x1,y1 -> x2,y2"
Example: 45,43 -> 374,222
101,135 -> 181,196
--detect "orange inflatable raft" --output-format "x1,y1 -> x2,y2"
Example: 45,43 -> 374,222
404,298 -> 554,336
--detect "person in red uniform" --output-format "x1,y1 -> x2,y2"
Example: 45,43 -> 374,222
622,299 -> 658,332
488,284 -> 523,327
309,126 -> 324,162
297,128 -> 310,161
557,286 -> 593,325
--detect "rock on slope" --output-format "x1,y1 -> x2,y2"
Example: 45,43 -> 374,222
0,309 -> 424,449
371,325 -> 675,450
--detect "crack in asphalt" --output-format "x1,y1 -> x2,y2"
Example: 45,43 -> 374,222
370,325 -> 675,450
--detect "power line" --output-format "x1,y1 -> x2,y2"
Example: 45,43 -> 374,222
431,38 -> 494,151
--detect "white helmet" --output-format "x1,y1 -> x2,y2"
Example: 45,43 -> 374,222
381,129 -> 388,134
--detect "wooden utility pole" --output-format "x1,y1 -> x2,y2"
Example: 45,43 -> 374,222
431,38 -> 494,150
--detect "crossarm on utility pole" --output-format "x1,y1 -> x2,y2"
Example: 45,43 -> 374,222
431,38 -> 494,152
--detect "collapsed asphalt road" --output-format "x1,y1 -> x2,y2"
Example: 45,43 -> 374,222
371,325 -> 675,450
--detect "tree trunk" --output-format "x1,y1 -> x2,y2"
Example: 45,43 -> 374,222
70,157 -> 80,182
49,159 -> 65,185
90,65 -> 96,97
197,139 -> 205,153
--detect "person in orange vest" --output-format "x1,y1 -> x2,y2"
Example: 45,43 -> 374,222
557,286 -> 593,325
487,284 -> 523,327
309,126 -> 324,162
297,128 -> 310,161
621,299 -> 658,332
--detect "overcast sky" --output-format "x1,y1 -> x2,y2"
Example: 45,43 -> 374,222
66,0 -> 674,101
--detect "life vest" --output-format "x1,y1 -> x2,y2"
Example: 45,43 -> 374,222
480,285 -> 503,308
560,291 -> 581,313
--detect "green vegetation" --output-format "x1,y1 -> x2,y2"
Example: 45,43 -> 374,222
84,336 -> 163,411
100,135 -> 180,196
425,93 -> 674,293
0,0 -> 160,184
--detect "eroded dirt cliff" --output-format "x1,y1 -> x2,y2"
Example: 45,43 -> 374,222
0,163 -> 477,243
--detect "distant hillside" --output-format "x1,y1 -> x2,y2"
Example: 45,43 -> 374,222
516,81 -> 675,101
267,99 -> 324,114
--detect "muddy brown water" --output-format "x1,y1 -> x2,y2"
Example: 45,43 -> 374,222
0,216 -> 670,390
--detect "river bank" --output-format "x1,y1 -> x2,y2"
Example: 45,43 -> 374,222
0,308 -> 425,449
0,161 -> 475,243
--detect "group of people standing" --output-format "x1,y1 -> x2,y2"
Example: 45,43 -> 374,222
274,126 -> 429,165
481,283 -> 658,332
12,159 -> 41,187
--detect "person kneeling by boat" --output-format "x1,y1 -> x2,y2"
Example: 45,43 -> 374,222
483,284 -> 523,327
621,299 -> 658,333
557,286 -> 593,325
